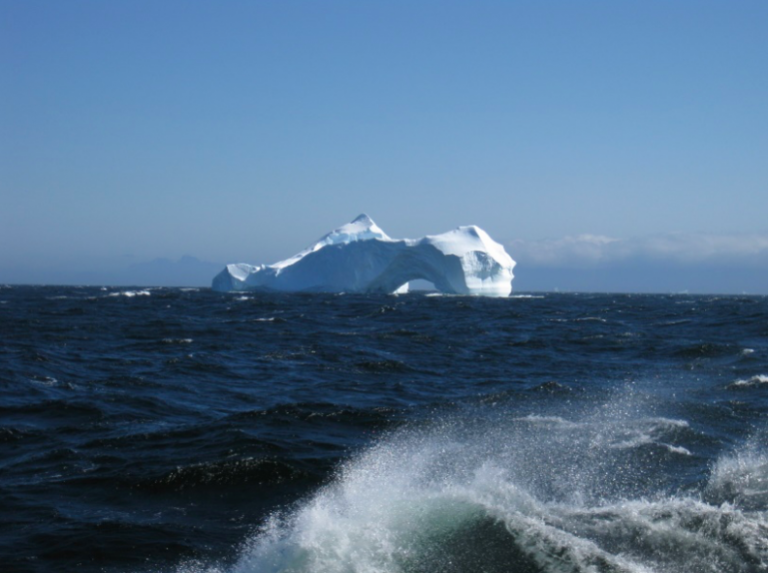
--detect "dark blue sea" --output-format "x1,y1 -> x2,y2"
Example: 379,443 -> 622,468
2,286 -> 768,573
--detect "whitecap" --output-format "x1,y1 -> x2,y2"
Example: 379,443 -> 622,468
662,443 -> 692,456
605,417 -> 689,452
728,374 -> 768,389
108,290 -> 151,298
658,318 -> 692,326
29,375 -> 58,387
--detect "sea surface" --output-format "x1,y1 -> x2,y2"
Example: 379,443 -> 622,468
1,285 -> 768,573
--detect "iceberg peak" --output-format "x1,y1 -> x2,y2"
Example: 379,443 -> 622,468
319,213 -> 391,247
213,216 -> 515,296
351,213 -> 375,225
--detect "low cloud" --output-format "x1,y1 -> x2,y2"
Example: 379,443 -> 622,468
508,233 -> 768,268
506,232 -> 768,293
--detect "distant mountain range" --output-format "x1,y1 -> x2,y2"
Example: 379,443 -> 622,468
0,256 -> 224,288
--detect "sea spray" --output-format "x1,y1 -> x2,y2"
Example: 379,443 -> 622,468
706,433 -> 768,511
219,394 -> 768,573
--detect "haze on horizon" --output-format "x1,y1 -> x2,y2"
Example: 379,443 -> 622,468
2,1 -> 767,293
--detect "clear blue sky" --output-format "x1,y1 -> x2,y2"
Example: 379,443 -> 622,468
2,1 -> 767,286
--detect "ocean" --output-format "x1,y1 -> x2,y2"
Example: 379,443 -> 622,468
1,285 -> 767,573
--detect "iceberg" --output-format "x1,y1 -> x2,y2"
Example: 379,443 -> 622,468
212,215 -> 515,296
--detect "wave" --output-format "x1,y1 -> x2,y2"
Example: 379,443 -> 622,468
178,397 -> 768,573
108,289 -> 152,298
136,457 -> 307,493
707,440 -> 768,511
161,338 -> 194,345
728,375 -> 768,389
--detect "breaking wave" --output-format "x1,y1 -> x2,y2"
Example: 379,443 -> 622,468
183,398 -> 768,573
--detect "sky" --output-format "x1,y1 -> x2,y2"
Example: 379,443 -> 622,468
2,1 -> 767,291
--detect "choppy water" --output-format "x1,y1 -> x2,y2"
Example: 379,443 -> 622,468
1,286 -> 767,572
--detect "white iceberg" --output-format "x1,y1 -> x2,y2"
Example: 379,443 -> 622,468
212,215 -> 515,296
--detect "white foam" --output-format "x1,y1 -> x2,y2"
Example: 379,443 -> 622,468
662,443 -> 692,456
729,374 -> 768,388
108,290 -> 151,298
29,376 -> 58,387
